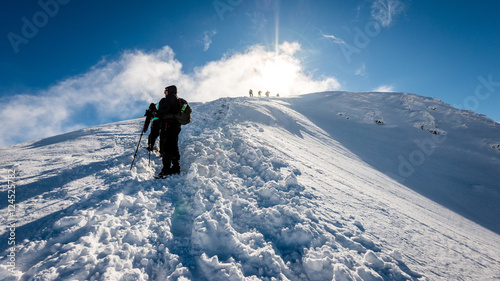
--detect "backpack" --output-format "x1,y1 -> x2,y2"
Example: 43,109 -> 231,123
175,98 -> 191,125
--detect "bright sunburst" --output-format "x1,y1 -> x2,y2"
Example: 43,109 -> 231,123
259,56 -> 299,95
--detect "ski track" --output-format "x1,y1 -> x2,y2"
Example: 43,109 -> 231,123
0,95 -> 499,280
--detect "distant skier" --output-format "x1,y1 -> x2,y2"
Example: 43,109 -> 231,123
249,89 -> 253,97
149,85 -> 182,178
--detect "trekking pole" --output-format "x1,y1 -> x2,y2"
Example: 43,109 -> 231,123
130,131 -> 144,170
130,115 -> 152,170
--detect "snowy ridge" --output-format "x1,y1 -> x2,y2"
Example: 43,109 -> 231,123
291,92 -> 500,234
0,92 -> 499,280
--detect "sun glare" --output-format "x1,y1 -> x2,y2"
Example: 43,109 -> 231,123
259,56 -> 299,95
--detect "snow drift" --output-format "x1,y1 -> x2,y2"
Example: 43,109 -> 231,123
0,92 -> 499,280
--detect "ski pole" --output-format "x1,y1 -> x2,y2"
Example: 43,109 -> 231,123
130,116 -> 151,170
130,131 -> 144,170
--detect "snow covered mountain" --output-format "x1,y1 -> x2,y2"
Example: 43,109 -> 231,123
1,92 -> 499,280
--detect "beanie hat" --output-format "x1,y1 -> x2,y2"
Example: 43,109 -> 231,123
165,85 -> 177,94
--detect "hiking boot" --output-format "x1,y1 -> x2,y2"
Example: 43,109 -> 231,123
170,158 -> 180,175
169,165 -> 180,175
155,170 -> 170,179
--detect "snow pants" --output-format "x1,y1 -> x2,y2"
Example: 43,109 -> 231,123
159,122 -> 181,173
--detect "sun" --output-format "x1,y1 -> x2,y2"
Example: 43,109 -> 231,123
259,56 -> 299,95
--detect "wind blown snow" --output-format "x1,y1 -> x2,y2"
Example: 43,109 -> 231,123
0,92 -> 499,280
0,43 -> 340,147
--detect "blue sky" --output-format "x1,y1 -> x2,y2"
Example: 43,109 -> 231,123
1,0 -> 499,146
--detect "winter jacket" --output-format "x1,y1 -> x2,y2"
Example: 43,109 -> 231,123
157,92 -> 181,127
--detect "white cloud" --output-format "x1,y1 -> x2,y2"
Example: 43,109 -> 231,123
373,85 -> 395,92
203,30 -> 217,51
279,41 -> 301,56
189,44 -> 340,102
0,46 -> 186,146
355,64 -> 367,76
322,34 -> 347,45
0,43 -> 340,146
371,0 -> 405,27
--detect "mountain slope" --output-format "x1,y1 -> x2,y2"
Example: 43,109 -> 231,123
288,92 -> 500,234
0,92 -> 499,280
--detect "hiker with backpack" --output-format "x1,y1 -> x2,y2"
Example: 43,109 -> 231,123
147,85 -> 191,178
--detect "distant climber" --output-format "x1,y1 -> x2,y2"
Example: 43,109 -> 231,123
147,103 -> 161,153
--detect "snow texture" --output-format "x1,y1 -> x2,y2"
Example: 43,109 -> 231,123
0,92 -> 499,280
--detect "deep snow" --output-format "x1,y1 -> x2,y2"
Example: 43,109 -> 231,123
0,92 -> 499,280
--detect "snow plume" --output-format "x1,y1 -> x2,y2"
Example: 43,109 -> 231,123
279,41 -> 301,56
0,42 -> 339,146
373,85 -> 395,92
189,43 -> 340,102
0,46 -> 185,147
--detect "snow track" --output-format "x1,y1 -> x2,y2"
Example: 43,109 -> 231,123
1,93 -> 499,280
